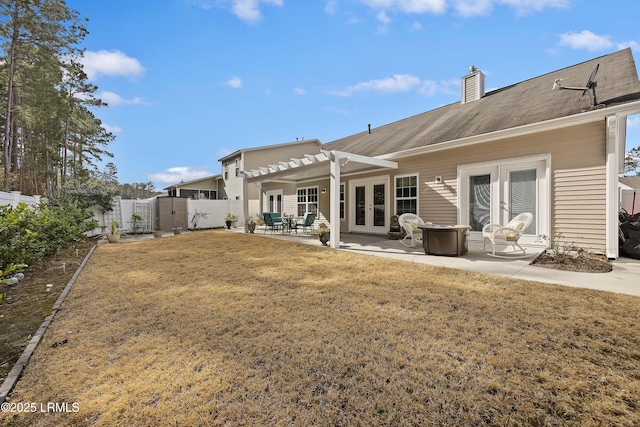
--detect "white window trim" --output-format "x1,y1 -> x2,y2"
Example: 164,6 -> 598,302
296,185 -> 319,216
394,173 -> 420,216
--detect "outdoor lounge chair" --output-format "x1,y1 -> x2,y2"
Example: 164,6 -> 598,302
482,212 -> 534,258
294,212 -> 316,234
398,213 -> 428,247
262,212 -> 283,233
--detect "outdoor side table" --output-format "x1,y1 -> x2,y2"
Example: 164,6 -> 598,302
418,224 -> 470,256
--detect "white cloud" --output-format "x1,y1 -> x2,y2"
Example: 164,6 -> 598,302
294,87 -> 306,95
330,74 -> 457,97
148,166 -> 212,184
101,123 -> 122,134
230,0 -> 284,23
359,0 -> 447,14
497,0 -> 570,16
377,10 -> 391,24
358,0 -> 568,17
325,0 -> 337,14
409,21 -> 423,31
559,30 -> 614,52
617,40 -> 640,51
329,74 -> 422,97
453,0 -> 493,17
98,91 -> 143,106
226,76 -> 243,89
628,115 -> 640,129
81,50 -> 145,81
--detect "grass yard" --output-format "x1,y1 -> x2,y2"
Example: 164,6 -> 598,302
2,230 -> 639,426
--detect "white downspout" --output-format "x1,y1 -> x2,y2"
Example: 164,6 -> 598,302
329,151 -> 341,248
605,114 -> 626,259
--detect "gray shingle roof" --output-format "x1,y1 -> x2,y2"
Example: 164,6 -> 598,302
324,48 -> 640,157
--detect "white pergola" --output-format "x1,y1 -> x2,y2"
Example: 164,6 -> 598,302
241,149 -> 398,248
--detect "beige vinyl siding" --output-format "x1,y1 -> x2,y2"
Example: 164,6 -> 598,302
258,122 -> 608,249
392,121 -> 607,250
261,179 -> 329,226
554,167 -> 606,250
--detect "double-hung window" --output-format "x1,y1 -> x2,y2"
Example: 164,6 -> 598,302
297,187 -> 318,216
395,175 -> 417,215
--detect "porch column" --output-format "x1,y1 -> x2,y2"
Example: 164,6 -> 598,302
605,114 -> 626,258
242,177 -> 249,232
329,152 -> 341,248
257,184 -> 264,218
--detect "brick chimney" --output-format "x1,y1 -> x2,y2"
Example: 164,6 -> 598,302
461,65 -> 485,104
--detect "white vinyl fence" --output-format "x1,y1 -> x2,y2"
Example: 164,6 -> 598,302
1,192 -> 247,238
89,197 -> 244,237
187,199 -> 243,230
0,191 -> 45,208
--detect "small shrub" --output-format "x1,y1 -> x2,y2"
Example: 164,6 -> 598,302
0,201 -> 96,268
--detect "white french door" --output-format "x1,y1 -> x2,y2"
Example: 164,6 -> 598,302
265,190 -> 282,213
350,176 -> 389,234
460,157 -> 548,244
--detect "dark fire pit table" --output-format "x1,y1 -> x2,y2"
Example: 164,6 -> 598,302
418,224 -> 470,256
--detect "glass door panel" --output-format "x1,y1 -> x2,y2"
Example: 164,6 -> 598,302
355,186 -> 366,226
469,174 -> 491,232
508,169 -> 536,235
373,184 -> 386,227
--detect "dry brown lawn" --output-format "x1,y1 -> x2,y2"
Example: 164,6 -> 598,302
2,230 -> 639,426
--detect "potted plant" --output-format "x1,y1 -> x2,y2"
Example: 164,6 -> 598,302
318,223 -> 330,246
224,213 -> 239,229
246,215 -> 256,233
130,212 -> 144,235
108,220 -> 120,243
153,220 -> 163,238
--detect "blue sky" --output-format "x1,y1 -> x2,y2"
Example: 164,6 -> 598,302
66,0 -> 640,189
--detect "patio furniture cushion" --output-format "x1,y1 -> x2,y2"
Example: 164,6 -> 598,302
398,213 -> 429,247
482,212 -> 534,257
263,212 -> 283,233
294,212 -> 316,233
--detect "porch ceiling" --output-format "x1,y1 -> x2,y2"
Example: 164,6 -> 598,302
242,150 -> 398,183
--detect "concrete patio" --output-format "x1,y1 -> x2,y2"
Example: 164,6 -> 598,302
236,227 -> 640,297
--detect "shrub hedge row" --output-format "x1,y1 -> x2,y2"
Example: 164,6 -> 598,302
0,202 -> 97,273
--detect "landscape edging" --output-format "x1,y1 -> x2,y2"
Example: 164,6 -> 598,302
0,244 -> 97,404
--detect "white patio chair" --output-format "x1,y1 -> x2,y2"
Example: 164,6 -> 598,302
398,213 -> 429,247
482,212 -> 534,258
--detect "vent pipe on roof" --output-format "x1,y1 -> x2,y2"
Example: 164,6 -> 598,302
368,124 -> 371,134
461,65 -> 485,104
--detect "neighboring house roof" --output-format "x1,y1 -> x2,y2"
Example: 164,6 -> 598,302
163,174 -> 222,191
218,138 -> 322,162
620,176 -> 640,190
324,48 -> 640,157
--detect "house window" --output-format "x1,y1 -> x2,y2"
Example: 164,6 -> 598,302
297,187 -> 318,216
235,158 -> 240,177
395,175 -> 417,215
340,184 -> 345,220
224,163 -> 228,180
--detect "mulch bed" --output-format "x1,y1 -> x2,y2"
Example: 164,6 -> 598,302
531,249 -> 613,273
